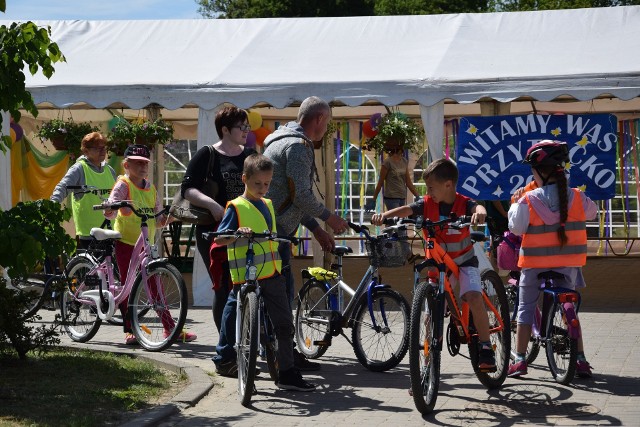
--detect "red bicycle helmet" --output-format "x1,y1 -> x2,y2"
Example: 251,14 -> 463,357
524,140 -> 569,167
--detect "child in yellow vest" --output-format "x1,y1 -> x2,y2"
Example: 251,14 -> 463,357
105,144 -> 197,345
508,140 -> 597,378
213,153 -> 316,391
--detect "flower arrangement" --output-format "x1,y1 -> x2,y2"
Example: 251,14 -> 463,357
107,117 -> 174,155
364,112 -> 425,155
36,118 -> 99,159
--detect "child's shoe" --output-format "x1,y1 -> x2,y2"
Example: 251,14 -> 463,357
507,360 -> 528,377
576,360 -> 593,378
477,346 -> 497,372
276,368 -> 316,391
124,333 -> 138,345
165,329 -> 198,342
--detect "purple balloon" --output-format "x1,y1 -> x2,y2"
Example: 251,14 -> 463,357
10,122 -> 24,141
369,113 -> 383,130
245,131 -> 256,148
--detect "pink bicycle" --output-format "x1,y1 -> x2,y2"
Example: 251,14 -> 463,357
61,201 -> 187,351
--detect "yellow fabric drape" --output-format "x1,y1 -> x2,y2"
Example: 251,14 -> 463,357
11,140 -> 69,204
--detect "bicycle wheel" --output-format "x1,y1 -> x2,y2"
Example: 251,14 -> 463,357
469,270 -> 510,389
295,279 -> 331,359
545,301 -> 578,385
351,288 -> 410,372
129,262 -> 187,352
238,291 -> 258,407
507,282 -> 540,364
61,257 -> 102,342
409,282 -> 441,415
9,273 -> 48,318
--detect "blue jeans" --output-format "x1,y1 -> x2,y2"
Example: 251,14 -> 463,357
212,287 -> 238,365
384,197 -> 405,210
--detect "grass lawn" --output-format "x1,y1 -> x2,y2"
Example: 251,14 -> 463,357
0,348 -> 187,426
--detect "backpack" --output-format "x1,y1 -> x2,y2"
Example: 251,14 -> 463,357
497,231 -> 522,271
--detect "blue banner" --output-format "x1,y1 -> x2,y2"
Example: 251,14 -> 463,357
456,114 -> 617,201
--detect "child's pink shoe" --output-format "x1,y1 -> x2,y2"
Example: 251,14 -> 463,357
165,329 -> 197,342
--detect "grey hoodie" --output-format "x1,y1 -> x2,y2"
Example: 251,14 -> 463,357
263,122 -> 331,236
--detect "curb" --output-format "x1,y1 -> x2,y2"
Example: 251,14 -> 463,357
65,344 -> 214,427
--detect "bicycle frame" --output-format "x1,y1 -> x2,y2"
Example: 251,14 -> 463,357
68,206 -> 163,321
418,222 -> 506,344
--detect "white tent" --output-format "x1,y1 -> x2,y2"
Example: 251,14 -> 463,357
2,6 -> 639,304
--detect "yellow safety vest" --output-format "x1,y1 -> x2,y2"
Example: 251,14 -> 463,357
114,176 -> 157,245
226,197 -> 281,284
71,159 -> 115,236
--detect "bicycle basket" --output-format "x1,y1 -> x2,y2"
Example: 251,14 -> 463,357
365,232 -> 412,268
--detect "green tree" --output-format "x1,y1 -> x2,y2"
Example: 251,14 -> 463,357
0,2 -> 65,152
490,0 -> 640,11
197,0 -> 375,18
375,0 -> 489,15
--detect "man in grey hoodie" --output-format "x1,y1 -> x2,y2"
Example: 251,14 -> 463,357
263,96 -> 348,370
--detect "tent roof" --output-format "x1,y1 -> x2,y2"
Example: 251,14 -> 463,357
6,6 -> 640,110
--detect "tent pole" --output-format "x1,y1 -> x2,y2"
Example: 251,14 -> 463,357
191,106 -> 222,307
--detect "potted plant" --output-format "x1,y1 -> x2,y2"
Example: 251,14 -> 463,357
36,118 -> 99,160
364,112 -> 425,155
107,116 -> 174,155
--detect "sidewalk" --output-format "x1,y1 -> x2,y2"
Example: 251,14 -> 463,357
49,304 -> 640,426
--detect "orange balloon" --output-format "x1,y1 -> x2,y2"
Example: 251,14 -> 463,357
254,127 -> 271,146
362,120 -> 377,138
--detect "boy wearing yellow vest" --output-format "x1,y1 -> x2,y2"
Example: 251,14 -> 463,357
507,140 -> 597,378
105,144 -> 197,345
213,154 -> 316,391
372,158 -> 497,372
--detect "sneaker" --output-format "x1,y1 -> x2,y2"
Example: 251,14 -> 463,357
276,368 -> 316,392
293,348 -> 321,371
164,329 -> 197,342
477,347 -> 497,372
124,333 -> 138,345
216,359 -> 238,378
576,360 -> 593,378
508,360 -> 528,377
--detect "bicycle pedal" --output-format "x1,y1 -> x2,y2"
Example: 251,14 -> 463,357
478,366 -> 497,373
313,339 -> 331,346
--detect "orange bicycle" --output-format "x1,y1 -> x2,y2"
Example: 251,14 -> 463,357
402,215 -> 510,414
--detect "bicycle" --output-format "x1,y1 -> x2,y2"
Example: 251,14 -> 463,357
61,200 -> 188,351
295,221 -> 410,372
406,215 -> 510,414
508,270 -> 581,384
205,230 -> 299,406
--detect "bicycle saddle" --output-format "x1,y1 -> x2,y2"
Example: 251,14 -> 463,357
90,228 -> 122,241
332,246 -> 353,256
537,271 -> 566,281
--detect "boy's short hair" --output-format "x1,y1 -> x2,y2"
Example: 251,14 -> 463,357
422,158 -> 458,184
215,106 -> 249,139
243,153 -> 273,178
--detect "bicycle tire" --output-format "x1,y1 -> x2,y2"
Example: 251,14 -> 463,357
409,281 -> 441,415
506,282 -> 540,364
295,279 -> 331,359
129,262 -> 187,352
351,288 -> 410,372
545,301 -> 578,385
9,273 -> 48,318
238,291 -> 258,407
469,270 -> 510,389
61,256 -> 102,342
261,306 -> 279,383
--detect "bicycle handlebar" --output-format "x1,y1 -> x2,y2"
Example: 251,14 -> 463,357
92,202 -> 170,220
203,230 -> 300,246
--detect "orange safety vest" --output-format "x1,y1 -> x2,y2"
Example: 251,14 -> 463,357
422,193 -> 474,265
518,188 -> 587,269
